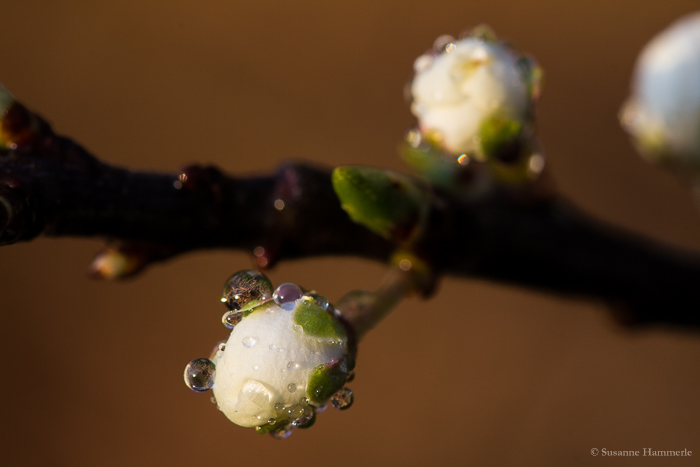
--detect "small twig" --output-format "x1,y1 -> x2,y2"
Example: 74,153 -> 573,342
2,97 -> 700,330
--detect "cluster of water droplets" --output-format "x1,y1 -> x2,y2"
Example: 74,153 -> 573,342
257,399 -> 318,439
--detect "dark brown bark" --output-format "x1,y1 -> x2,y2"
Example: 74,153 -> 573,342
1,99 -> 699,330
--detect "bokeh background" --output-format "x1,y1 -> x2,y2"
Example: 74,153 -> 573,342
2,1 -> 700,466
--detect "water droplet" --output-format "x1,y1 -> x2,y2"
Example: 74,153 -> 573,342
272,283 -> 303,308
330,387 -> 354,410
287,361 -> 300,370
274,403 -> 285,411
314,295 -> 330,309
242,336 -> 257,348
221,270 -> 273,311
444,42 -> 457,53
252,365 -> 259,371
340,355 -> 356,373
274,199 -> 285,210
268,418 -> 276,425
183,358 -> 215,392
316,403 -> 327,413
287,404 -> 305,418
222,311 -> 242,329
210,341 -> 226,359
269,425 -> 293,440
293,324 -> 303,332
292,408 -> 316,429
433,34 -> 456,53
287,383 -> 297,393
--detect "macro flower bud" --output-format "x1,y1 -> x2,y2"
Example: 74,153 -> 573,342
410,28 -> 540,159
185,270 -> 355,439
620,12 -> 700,171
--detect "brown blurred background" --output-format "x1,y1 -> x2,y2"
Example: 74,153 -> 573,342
2,1 -> 700,466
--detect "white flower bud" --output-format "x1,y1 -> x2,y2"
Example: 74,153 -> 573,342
212,298 -> 350,428
620,12 -> 700,170
410,32 -> 537,157
185,271 -> 355,437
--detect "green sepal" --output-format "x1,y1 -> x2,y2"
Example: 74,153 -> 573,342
255,418 -> 289,435
400,142 -> 459,191
332,166 -> 428,242
293,298 -> 346,341
306,362 -> 348,405
478,116 -> 523,162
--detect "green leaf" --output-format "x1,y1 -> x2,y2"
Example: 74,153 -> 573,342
332,166 -> 427,242
293,299 -> 346,341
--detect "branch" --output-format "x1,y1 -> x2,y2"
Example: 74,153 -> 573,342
2,97 -> 700,330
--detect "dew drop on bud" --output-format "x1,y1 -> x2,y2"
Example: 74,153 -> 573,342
330,387 -> 354,410
314,295 -> 330,310
287,404 -> 305,418
222,310 -> 242,329
269,425 -> 293,439
242,336 -> 257,348
287,383 -> 297,393
273,283 -> 303,308
183,358 -> 216,393
221,270 -> 273,311
433,34 -> 456,53
292,408 -> 316,429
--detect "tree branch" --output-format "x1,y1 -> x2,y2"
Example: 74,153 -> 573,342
2,98 -> 699,330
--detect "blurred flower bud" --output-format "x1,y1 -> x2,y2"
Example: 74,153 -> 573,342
410,28 -> 541,159
620,12 -> 700,172
185,270 -> 355,438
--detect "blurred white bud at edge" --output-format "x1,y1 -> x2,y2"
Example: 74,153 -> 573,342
621,12 -> 700,173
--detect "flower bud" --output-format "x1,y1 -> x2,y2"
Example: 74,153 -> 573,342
185,271 -> 355,438
409,28 -> 540,159
620,12 -> 700,171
